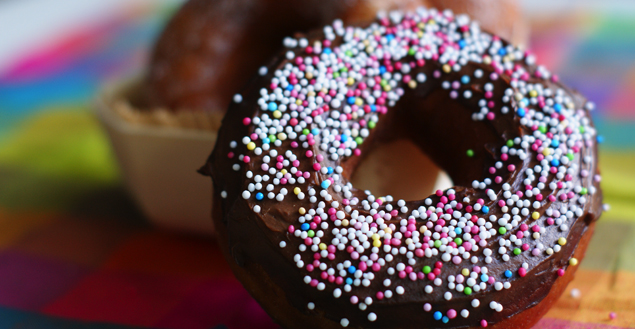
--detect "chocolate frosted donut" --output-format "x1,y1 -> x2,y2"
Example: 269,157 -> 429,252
202,7 -> 603,328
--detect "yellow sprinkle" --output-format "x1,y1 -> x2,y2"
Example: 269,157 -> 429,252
558,237 -> 567,246
306,72 -> 314,80
569,258 -> 578,266
281,169 -> 287,175
373,240 -> 382,248
307,91 -> 315,97
514,92 -> 524,101
319,243 -> 327,250
371,234 -> 380,241
567,102 -> 575,109
383,84 -> 391,91
384,228 -> 392,235
442,64 -> 451,73
294,187 -> 301,195
532,212 -> 540,220
462,268 -> 470,276
529,90 -> 538,98
298,207 -> 306,215
342,219 -> 349,227
483,56 -> 492,65
408,80 -> 417,89
273,110 -> 282,119
363,40 -> 370,46
347,77 -> 355,85
428,19 -> 436,25
503,55 -> 511,63
366,46 -> 374,54
277,132 -> 287,140
419,226 -> 427,233
246,142 -> 256,150
296,99 -> 302,105
355,98 -> 363,106
417,31 -> 423,38
406,238 -> 413,245
543,148 -> 551,156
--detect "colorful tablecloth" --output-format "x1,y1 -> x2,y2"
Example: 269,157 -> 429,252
0,3 -> 634,328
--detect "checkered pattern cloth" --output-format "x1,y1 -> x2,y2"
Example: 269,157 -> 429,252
0,3 -> 634,328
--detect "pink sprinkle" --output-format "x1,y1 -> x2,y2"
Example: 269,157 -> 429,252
242,117 -> 251,125
501,153 -> 509,161
372,263 -> 381,272
350,296 -> 358,304
547,218 -> 555,225
609,312 -> 617,320
424,303 -> 432,312
518,267 -> 527,277
310,279 -> 318,287
376,291 -> 384,300
313,163 -> 321,171
532,248 -> 541,256
481,320 -> 488,327
447,309 -> 457,319
557,268 -> 565,277
452,256 -> 462,264
508,164 -> 516,171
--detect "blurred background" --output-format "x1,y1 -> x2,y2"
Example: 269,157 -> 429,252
0,0 -> 634,328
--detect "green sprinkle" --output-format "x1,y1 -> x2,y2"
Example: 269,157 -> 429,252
268,134 -> 276,142
454,238 -> 463,246
345,50 -> 353,57
355,137 -> 363,145
579,126 -> 585,133
567,153 -> 574,161
423,266 -> 432,274
333,72 -> 340,78
380,79 -> 388,86
499,227 -> 507,235
514,248 -> 521,255
539,126 -> 547,134
307,230 -> 315,238
368,121 -> 376,129
302,129 -> 310,135
408,47 -> 416,56
507,140 -> 514,147
434,240 -> 442,248
466,149 -> 474,157
580,187 -> 588,195
464,287 -> 472,295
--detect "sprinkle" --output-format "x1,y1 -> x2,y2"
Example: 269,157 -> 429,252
569,258 -> 578,266
466,149 -> 474,157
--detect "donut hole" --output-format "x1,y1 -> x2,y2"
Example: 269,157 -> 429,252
350,139 -> 453,201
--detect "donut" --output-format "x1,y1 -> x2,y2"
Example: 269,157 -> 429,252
138,0 -> 526,113
201,7 -> 603,328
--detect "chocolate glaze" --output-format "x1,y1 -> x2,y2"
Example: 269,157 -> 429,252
202,15 -> 602,329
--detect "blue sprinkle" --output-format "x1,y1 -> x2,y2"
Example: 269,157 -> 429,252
255,192 -> 264,200
386,34 -> 395,42
268,102 -> 277,111
481,274 -> 489,282
455,227 -> 462,235
517,108 -> 526,117
323,48 -> 332,54
286,85 -> 293,91
327,167 -> 334,174
442,316 -> 449,323
348,265 -> 356,274
346,277 -> 353,285
321,180 -> 331,189
505,270 -> 512,278
370,105 -> 377,112
433,311 -> 442,321
551,159 -> 560,167
551,140 -> 560,147
301,223 -> 310,231
482,206 -> 490,214
458,40 -> 466,49
340,135 -> 348,142
597,135 -> 604,143
262,137 -> 270,144
347,96 -> 356,105
461,75 -> 470,84
379,66 -> 387,74
311,128 -> 320,136
554,103 -> 562,113
498,48 -> 507,55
